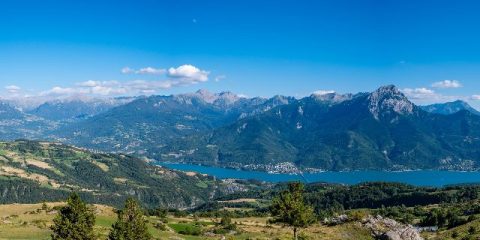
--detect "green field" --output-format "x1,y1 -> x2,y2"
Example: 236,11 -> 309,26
2,200 -> 480,239
0,202 -> 376,240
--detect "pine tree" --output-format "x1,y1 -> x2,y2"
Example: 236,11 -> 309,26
51,192 -> 96,240
108,198 -> 152,240
270,182 -> 315,240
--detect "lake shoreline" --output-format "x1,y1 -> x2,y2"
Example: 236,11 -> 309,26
156,162 -> 480,187
155,161 -> 480,174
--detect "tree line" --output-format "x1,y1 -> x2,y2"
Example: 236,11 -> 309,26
51,193 -> 151,240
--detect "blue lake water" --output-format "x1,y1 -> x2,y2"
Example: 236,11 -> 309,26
158,163 -> 480,187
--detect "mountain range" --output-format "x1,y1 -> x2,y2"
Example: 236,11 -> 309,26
1,85 -> 480,172
420,100 -> 480,116
180,86 -> 480,171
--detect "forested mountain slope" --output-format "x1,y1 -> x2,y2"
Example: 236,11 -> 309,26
0,140 -> 248,208
168,86 -> 480,171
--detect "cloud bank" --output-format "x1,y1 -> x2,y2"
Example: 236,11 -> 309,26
121,67 -> 166,75
312,90 -> 336,95
432,80 -> 462,89
5,85 -> 21,94
5,64 -> 211,100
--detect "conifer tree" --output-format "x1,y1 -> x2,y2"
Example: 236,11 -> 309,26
270,182 -> 315,240
51,192 -> 96,240
108,198 -> 152,240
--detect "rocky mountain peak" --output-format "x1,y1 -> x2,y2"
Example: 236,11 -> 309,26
214,91 -> 242,106
371,85 -> 403,98
269,95 -> 294,105
368,85 -> 415,119
192,89 -> 217,103
0,101 -> 26,120
311,92 -> 353,104
184,89 -> 242,105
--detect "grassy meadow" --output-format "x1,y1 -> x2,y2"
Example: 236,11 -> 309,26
0,202 -> 374,240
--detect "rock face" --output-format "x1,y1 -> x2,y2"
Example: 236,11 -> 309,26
363,215 -> 423,240
367,85 -> 415,120
311,92 -> 353,104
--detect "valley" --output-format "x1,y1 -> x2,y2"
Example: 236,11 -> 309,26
4,1 -> 480,239
1,86 -> 480,172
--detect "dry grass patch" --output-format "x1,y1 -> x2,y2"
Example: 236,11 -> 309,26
92,161 -> 109,172
113,177 -> 128,184
25,159 -> 52,170
219,198 -> 257,203
185,171 -> 197,176
0,166 -> 61,189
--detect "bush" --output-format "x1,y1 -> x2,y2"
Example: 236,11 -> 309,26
154,222 -> 167,231
348,210 -> 368,221
179,225 -> 202,236
169,223 -> 203,236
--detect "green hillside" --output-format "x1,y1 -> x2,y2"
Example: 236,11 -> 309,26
0,140 -> 245,208
168,86 -> 480,171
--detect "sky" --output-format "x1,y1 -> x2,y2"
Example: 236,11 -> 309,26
1,0 -> 480,108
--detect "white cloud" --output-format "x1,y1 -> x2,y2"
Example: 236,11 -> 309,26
402,88 -> 437,100
167,64 -> 209,83
432,80 -> 462,89
39,64 -> 210,98
42,87 -> 81,96
137,67 -> 166,75
401,87 -> 466,105
76,80 -> 101,87
42,81 -> 124,97
312,90 -> 336,95
40,77 -> 206,98
122,65 -> 209,81
121,67 -> 166,75
5,85 -> 21,94
214,75 -> 226,82
471,95 -> 480,100
121,67 -> 134,74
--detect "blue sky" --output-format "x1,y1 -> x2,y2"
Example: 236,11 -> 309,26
1,0 -> 480,108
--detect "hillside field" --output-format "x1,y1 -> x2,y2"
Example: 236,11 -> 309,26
0,202 -> 374,240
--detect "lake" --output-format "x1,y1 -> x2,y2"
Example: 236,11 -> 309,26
158,163 -> 480,187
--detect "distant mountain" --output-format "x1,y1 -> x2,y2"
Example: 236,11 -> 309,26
165,85 -> 480,171
1,87 -> 480,172
420,100 -> 480,115
0,101 -> 54,140
29,97 -> 136,121
0,97 -> 137,140
0,140 -> 247,208
53,90 -> 295,155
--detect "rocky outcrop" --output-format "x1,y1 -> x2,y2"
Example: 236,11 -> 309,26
367,85 -> 415,120
363,215 -> 423,240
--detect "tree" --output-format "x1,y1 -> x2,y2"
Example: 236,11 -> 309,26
51,192 -> 96,240
468,226 -> 476,235
219,211 -> 236,231
270,182 -> 315,240
41,202 -> 49,211
108,198 -> 152,240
